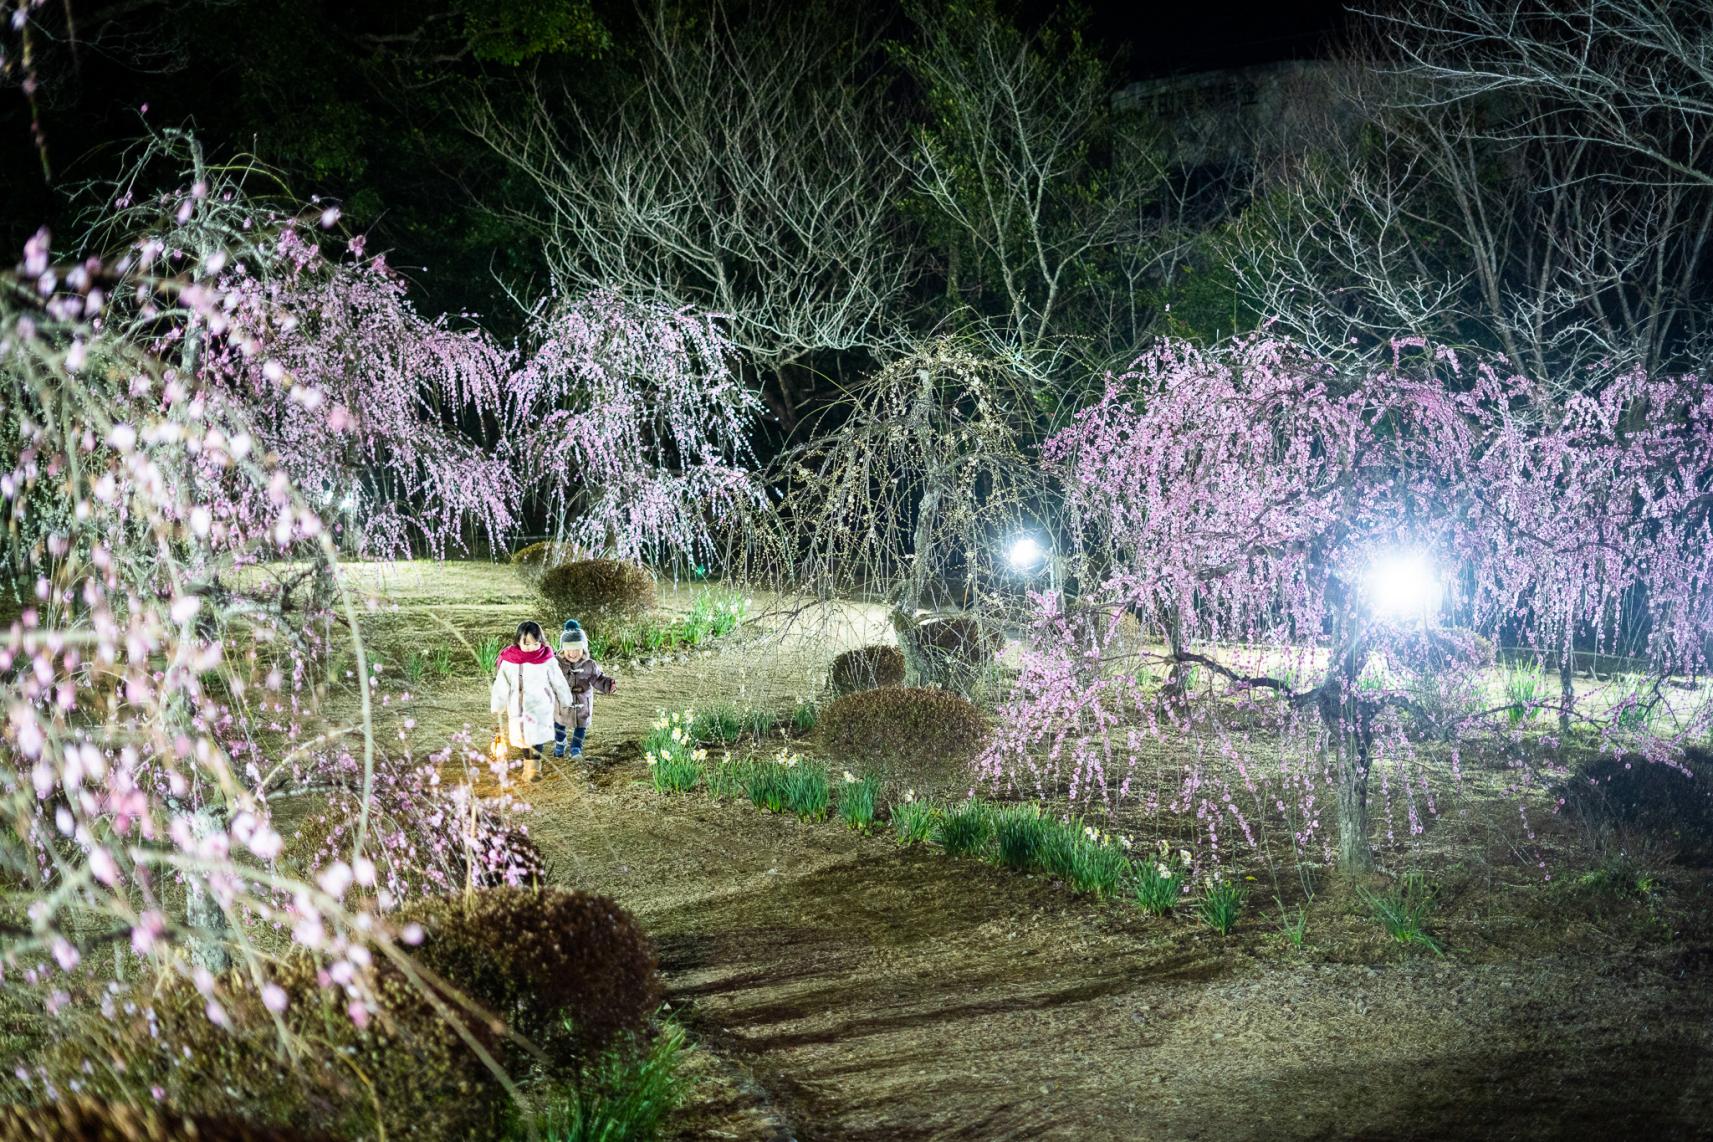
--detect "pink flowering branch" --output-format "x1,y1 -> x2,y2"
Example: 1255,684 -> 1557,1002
987,334 -> 1713,875
506,291 -> 765,568
0,136 -> 542,1062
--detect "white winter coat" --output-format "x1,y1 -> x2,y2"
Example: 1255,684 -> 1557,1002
490,649 -> 574,748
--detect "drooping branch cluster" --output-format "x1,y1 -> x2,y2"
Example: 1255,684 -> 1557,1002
0,137 -> 549,1040
201,228 -> 521,558
985,334 -> 1713,866
773,338 -> 1060,617
507,291 -> 767,568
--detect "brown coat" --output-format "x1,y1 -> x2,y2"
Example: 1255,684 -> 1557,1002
555,653 -> 615,728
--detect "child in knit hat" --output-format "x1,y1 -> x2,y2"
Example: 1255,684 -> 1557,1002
554,619 -> 617,759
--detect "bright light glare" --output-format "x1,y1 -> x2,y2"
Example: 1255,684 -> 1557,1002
1006,535 -> 1047,572
1363,550 -> 1443,621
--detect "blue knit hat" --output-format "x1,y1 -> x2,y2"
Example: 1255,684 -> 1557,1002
560,618 -> 588,652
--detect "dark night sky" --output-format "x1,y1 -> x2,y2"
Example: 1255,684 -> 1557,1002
1083,0 -> 1354,79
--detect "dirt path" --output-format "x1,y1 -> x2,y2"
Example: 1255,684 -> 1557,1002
338,562 -> 1713,1141
524,773 -> 1713,1141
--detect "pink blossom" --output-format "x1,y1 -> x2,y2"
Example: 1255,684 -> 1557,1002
316,861 -> 353,899
991,334 -> 1713,870
130,912 -> 165,955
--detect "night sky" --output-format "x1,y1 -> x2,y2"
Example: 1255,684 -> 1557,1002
1084,0 -> 1352,79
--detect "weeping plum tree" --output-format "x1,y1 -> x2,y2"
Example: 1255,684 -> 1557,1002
57,130 -> 524,565
775,338 -> 1060,692
985,335 -> 1713,874
203,230 -> 520,558
506,291 -> 767,569
2,0 -> 755,1089
0,130 -> 543,1074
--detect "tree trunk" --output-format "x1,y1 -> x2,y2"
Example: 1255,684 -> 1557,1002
1559,652 -> 1574,735
894,442 -> 947,689
1321,615 -> 1376,875
185,807 -> 231,973
890,607 -> 934,688
1332,715 -> 1376,874
1162,604 -> 1187,699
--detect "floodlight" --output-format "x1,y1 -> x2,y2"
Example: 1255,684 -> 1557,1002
1363,550 -> 1443,622
1005,534 -> 1047,572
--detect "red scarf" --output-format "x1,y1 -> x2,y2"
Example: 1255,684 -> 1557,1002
499,644 -> 553,665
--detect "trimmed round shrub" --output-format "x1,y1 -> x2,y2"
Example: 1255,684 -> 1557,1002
0,1098 -> 326,1142
915,615 -> 1001,661
509,541 -> 591,588
817,686 -> 990,792
510,541 -> 555,587
43,962 -> 503,1140
538,559 -> 657,625
488,828 -> 552,889
828,644 -> 906,696
901,614 -> 1003,694
399,887 -> 662,1070
510,540 -> 558,567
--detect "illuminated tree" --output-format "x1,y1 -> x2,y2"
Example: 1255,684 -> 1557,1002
987,335 -> 1713,873
203,228 -> 521,558
776,338 -> 1058,692
0,129 -> 537,1053
506,292 -> 766,569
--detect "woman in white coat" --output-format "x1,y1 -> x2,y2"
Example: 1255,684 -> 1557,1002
490,620 -> 574,783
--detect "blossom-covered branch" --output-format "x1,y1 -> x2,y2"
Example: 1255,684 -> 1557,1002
986,334 -> 1713,873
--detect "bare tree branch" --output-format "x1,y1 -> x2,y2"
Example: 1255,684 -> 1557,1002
465,0 -> 913,377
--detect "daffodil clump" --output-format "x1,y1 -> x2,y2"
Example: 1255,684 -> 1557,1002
836,770 -> 880,832
891,789 -> 939,846
703,749 -> 747,800
1197,871 -> 1246,936
1057,821 -> 1132,898
779,752 -> 831,821
644,708 -> 707,793
935,799 -> 996,856
790,696 -> 820,733
742,749 -> 795,813
992,810 -> 1158,901
995,803 -> 1050,870
1132,840 -> 1194,915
